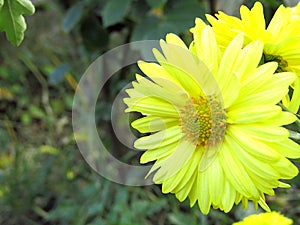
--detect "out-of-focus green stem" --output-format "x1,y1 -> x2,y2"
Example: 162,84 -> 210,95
208,0 -> 217,14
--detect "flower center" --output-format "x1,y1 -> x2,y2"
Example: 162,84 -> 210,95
179,96 -> 226,147
260,53 -> 288,73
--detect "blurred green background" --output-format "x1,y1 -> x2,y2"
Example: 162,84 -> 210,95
1,0 -> 300,224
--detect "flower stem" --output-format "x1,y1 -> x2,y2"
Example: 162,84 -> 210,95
208,0 -> 217,14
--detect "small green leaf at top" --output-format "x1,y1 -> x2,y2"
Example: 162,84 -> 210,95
49,63 -> 71,85
146,0 -> 167,8
131,0 -> 207,41
101,0 -> 132,27
62,2 -> 84,33
0,0 -> 35,46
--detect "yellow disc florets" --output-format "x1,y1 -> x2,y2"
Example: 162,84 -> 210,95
179,95 -> 226,147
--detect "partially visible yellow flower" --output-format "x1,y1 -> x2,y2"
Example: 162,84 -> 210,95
192,2 -> 300,113
124,24 -> 300,214
233,211 -> 293,225
284,2 -> 300,113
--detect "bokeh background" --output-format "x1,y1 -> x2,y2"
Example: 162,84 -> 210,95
1,0 -> 300,224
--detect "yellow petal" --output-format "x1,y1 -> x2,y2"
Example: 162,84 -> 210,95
287,76 -> 300,113
217,34 -> 243,107
174,171 -> 197,202
227,126 -> 281,163
124,96 -> 179,117
132,116 -> 179,133
267,138 -> 300,159
140,142 -> 178,163
197,169 -> 211,214
165,33 -> 188,49
227,105 -> 281,124
153,140 -> 196,182
219,139 -> 259,198
221,181 -> 236,213
134,126 -> 182,150
233,41 -> 264,81
208,156 -> 224,206
137,61 -> 182,88
229,123 -> 289,142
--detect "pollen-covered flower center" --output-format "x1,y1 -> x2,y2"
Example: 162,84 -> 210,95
180,96 -> 226,147
261,53 -> 288,73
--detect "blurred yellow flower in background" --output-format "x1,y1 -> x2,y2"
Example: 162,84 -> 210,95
124,24 -> 300,214
194,1 -> 300,113
232,211 -> 293,225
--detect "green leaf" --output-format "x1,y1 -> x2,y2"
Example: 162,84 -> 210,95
165,0 -> 206,31
168,212 -> 199,225
0,0 -> 35,46
146,0 -> 167,8
29,104 -> 45,119
80,17 -> 109,52
101,0 -> 132,27
0,0 -> 3,9
131,15 -> 172,41
48,63 -> 71,85
131,0 -> 206,41
39,145 -> 60,155
62,2 -> 84,32
129,0 -> 150,21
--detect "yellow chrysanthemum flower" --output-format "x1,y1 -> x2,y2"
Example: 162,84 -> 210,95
196,2 -> 300,113
124,26 -> 300,214
233,211 -> 293,225
285,2 -> 300,113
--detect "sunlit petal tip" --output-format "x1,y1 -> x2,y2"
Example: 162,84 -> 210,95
254,1 -> 263,7
232,32 -> 244,46
258,198 -> 271,212
278,181 -> 291,188
195,17 -> 205,24
249,40 -> 264,51
165,33 -> 188,49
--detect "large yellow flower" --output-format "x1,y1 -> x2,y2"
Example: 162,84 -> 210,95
232,211 -> 293,225
199,2 -> 300,113
124,26 -> 300,214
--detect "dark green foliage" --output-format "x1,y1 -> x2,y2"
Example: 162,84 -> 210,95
101,0 -> 133,27
130,0 -> 207,41
62,1 -> 85,32
49,63 -> 72,85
